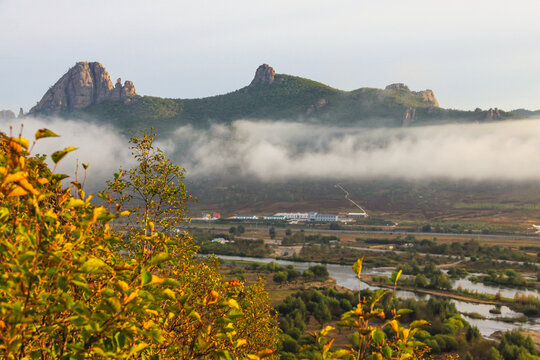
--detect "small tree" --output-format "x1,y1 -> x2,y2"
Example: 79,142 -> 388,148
106,131 -> 189,236
269,226 -> 276,239
237,224 -> 245,234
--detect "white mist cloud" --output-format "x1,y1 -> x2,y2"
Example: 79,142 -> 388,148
169,119 -> 540,181
0,116 -> 133,191
3,117 -> 540,186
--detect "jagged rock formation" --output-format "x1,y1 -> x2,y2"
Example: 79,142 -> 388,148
250,64 -> 278,86
18,108 -> 24,118
30,62 -> 136,114
0,110 -> 16,120
411,90 -> 438,107
486,108 -> 502,120
385,83 -> 439,108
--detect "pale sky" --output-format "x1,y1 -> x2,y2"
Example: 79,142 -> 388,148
1,0 -> 539,113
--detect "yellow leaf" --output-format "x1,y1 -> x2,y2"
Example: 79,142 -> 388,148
143,320 -> 155,330
394,269 -> 402,285
128,342 -> 148,356
388,319 -> 399,333
227,299 -> 240,309
149,275 -> 165,285
163,288 -> 176,299
12,137 -> 29,149
145,309 -> 159,316
66,199 -> 85,208
320,325 -> 335,337
7,186 -> 28,197
322,338 -> 334,355
402,328 -> 410,340
17,178 -> 38,195
37,178 -> 49,185
4,172 -> 27,184
352,256 -> 364,277
123,291 -> 138,305
235,339 -> 247,348
207,290 -> 219,305
117,281 -> 129,293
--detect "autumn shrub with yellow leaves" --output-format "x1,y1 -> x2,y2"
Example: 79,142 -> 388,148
0,129 -> 278,359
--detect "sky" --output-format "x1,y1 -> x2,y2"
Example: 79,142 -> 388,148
1,0 -> 540,113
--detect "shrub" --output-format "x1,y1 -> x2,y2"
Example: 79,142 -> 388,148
0,130 -> 279,359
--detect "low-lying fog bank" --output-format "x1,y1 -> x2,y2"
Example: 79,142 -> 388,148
2,117 -> 540,191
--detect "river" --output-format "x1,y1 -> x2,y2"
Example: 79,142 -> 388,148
214,254 -> 540,337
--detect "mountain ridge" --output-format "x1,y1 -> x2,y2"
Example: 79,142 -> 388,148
28,62 -> 517,132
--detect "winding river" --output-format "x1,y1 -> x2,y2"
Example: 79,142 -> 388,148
215,254 -> 540,337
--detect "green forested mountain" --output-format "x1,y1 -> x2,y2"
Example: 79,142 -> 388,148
30,62 -> 516,132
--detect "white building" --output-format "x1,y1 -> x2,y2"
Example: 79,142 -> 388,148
314,214 -> 339,222
275,212 -> 309,220
232,215 -> 259,220
348,212 -> 367,218
263,215 -> 286,220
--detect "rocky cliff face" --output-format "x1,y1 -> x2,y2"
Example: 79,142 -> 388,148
385,83 -> 439,108
30,62 -> 137,114
250,64 -> 277,86
411,90 -> 439,107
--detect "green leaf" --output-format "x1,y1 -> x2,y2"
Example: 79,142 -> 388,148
114,332 -> 126,349
51,146 -> 77,164
52,174 -> 69,182
410,320 -> 430,328
369,289 -> 388,308
69,316 -> 87,327
80,258 -> 109,273
382,346 -> 392,359
215,351 -> 234,360
141,269 -> 152,286
227,309 -> 243,319
352,256 -> 364,277
371,329 -> 386,346
35,128 -> 59,140
149,252 -> 170,266
57,276 -> 68,291
397,308 -> 414,316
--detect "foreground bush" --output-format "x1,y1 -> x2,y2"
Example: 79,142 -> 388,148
0,131 -> 278,359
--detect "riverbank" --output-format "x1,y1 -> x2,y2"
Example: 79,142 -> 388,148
362,275 -> 501,305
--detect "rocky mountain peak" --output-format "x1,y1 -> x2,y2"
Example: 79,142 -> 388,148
250,64 -> 276,86
30,61 -> 137,114
386,83 -> 439,107
385,83 -> 410,91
